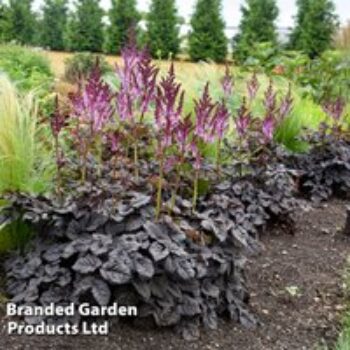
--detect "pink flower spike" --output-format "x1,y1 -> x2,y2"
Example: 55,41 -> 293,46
70,63 -> 114,135
322,98 -> 346,121
247,72 -> 259,102
262,115 -> 275,141
50,95 -> 65,138
235,98 -> 251,138
221,65 -> 234,99
264,79 -> 277,112
279,84 -> 293,120
176,114 -> 193,154
155,63 -> 184,151
194,83 -> 217,142
212,102 -> 229,140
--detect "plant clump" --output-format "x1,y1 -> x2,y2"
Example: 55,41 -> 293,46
2,43 -> 306,338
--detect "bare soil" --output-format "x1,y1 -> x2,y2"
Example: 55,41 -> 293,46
0,200 -> 349,350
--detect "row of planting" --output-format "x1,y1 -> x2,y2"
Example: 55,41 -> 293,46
1,43 -> 349,339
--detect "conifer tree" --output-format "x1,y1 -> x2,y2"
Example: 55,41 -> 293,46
0,1 -> 11,43
106,0 -> 140,54
41,0 -> 68,50
189,0 -> 228,62
6,0 -> 36,45
233,0 -> 279,63
64,0 -> 104,52
146,0 -> 180,59
288,0 -> 338,57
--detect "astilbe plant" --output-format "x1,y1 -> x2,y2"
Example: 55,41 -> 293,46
321,97 -> 347,138
51,48 -> 296,222
115,45 -> 159,178
69,63 -> 115,182
221,65 -> 234,101
285,96 -> 350,202
231,76 -> 294,174
154,63 -> 184,219
2,46 -> 310,337
192,83 -> 229,209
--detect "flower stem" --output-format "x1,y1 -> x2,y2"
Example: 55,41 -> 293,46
81,147 -> 88,184
54,136 -> 62,197
96,136 -> 103,178
192,169 -> 199,213
216,138 -> 222,175
134,142 -> 139,179
169,168 -> 180,215
113,155 -> 118,179
155,155 -> 164,221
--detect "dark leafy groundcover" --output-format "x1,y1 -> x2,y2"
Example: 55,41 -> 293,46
287,136 -> 350,203
1,161 -> 299,339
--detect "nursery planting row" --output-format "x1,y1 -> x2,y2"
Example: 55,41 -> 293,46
1,43 -> 349,339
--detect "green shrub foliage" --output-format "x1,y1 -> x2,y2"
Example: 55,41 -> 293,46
0,1 -> 11,43
0,45 -> 53,92
146,0 -> 180,59
189,0 -> 228,62
106,0 -> 140,55
64,52 -> 112,84
6,0 -> 36,45
40,0 -> 68,51
288,0 -> 338,58
64,0 -> 104,52
233,0 -> 279,63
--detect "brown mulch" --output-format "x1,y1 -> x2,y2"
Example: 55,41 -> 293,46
0,200 -> 349,350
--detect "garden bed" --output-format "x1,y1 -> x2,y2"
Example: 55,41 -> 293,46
1,42 -> 349,349
0,200 -> 348,349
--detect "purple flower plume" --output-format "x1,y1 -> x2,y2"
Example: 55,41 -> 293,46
211,102 -> 229,140
262,115 -> 275,141
115,45 -> 159,121
176,114 -> 193,154
50,95 -> 65,138
247,72 -> 259,102
264,80 -> 277,112
70,63 -> 114,134
278,84 -> 293,120
116,89 -> 133,121
235,98 -> 251,138
155,63 -> 184,149
194,83 -> 217,142
221,65 -> 234,99
106,130 -> 124,154
323,98 -> 346,121
137,53 -> 159,115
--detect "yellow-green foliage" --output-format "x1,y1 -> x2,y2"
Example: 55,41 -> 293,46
0,44 -> 53,93
0,74 -> 54,194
